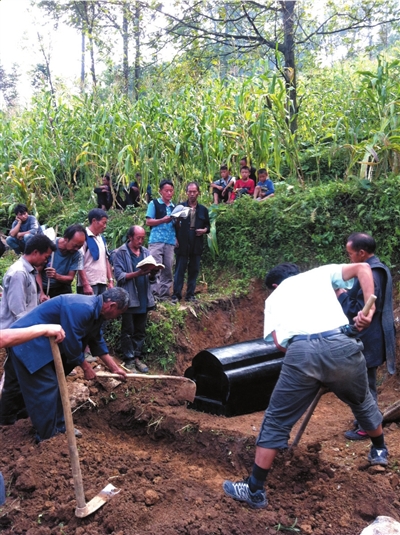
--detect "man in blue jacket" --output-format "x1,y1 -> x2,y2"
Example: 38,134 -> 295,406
113,225 -> 160,373
171,182 -> 210,303
0,288 -> 128,442
336,232 -> 396,440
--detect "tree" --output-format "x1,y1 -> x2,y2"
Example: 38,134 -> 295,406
156,0 -> 400,133
0,63 -> 19,108
38,0 -> 105,88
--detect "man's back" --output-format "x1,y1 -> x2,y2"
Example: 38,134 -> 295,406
0,257 -> 37,328
264,264 -> 352,348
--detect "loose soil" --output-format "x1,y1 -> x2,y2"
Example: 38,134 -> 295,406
1,279 -> 400,535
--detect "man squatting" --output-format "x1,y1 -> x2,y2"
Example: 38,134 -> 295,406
223,261 -> 388,509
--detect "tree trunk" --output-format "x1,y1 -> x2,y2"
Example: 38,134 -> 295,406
133,1 -> 141,100
281,1 -> 297,133
80,28 -> 86,90
122,2 -> 129,96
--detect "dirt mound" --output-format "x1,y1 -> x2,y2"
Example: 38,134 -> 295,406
1,283 -> 400,535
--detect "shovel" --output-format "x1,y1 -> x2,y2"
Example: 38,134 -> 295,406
96,371 -> 197,403
50,337 -> 120,518
290,294 -> 377,449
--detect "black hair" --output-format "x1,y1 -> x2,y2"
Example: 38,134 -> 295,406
186,181 -> 200,192
14,204 -> 28,215
88,208 -> 109,223
25,234 -> 56,255
240,165 -> 250,172
265,262 -> 300,289
258,168 -> 268,175
220,165 -> 228,171
102,287 -> 129,310
347,233 -> 376,254
159,179 -> 174,190
63,224 -> 87,241
127,225 -> 144,238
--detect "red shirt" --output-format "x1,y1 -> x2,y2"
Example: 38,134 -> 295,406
235,178 -> 255,195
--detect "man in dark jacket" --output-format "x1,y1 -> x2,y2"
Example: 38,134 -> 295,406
172,182 -> 210,303
336,232 -> 396,440
113,226 -> 160,373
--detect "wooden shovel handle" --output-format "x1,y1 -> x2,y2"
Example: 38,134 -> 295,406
97,371 -> 195,383
50,337 -> 86,509
362,294 -> 376,315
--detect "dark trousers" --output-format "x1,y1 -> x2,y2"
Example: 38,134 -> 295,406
120,312 -> 148,360
173,254 -> 201,299
48,284 -> 72,298
1,349 -> 75,442
0,351 -> 27,425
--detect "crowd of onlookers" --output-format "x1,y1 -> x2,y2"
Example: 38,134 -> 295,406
0,157 -> 274,379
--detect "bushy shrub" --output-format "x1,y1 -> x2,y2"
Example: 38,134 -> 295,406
207,175 -> 400,277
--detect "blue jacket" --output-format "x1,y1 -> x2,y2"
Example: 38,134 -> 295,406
113,243 -> 155,309
11,295 -> 109,373
339,255 -> 396,372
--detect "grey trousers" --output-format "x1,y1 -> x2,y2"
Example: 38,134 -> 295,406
148,242 -> 175,298
257,334 -> 382,450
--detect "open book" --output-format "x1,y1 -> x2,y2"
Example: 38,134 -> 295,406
137,255 -> 165,270
171,204 -> 191,219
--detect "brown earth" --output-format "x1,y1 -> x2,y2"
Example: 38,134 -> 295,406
1,279 -> 400,535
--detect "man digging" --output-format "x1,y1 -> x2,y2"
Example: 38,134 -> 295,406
223,262 -> 388,509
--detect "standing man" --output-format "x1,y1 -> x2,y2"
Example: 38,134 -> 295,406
6,204 -> 43,254
172,182 -> 210,304
77,209 -> 113,296
145,179 -> 176,301
223,262 -> 388,509
113,226 -> 161,372
77,209 -> 113,362
0,234 -> 56,425
1,289 -> 128,442
336,232 -> 396,440
41,224 -> 86,298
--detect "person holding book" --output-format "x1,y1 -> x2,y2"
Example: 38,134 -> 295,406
145,179 -> 176,301
171,182 -> 210,303
113,225 -> 162,372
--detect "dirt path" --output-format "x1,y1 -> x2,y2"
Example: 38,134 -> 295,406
1,282 -> 400,535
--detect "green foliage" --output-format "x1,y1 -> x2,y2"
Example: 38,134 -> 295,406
102,306 -> 187,372
143,306 -> 187,370
0,251 -> 17,282
207,175 -> 400,276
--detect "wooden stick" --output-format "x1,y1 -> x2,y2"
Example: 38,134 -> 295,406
49,337 -> 86,509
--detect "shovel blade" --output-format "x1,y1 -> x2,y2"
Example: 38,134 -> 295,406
75,484 -> 121,518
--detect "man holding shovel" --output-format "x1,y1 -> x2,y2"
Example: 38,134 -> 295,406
223,262 -> 388,509
336,232 -> 395,440
0,288 -> 128,442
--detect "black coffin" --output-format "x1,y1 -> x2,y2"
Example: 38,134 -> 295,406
184,339 -> 284,416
